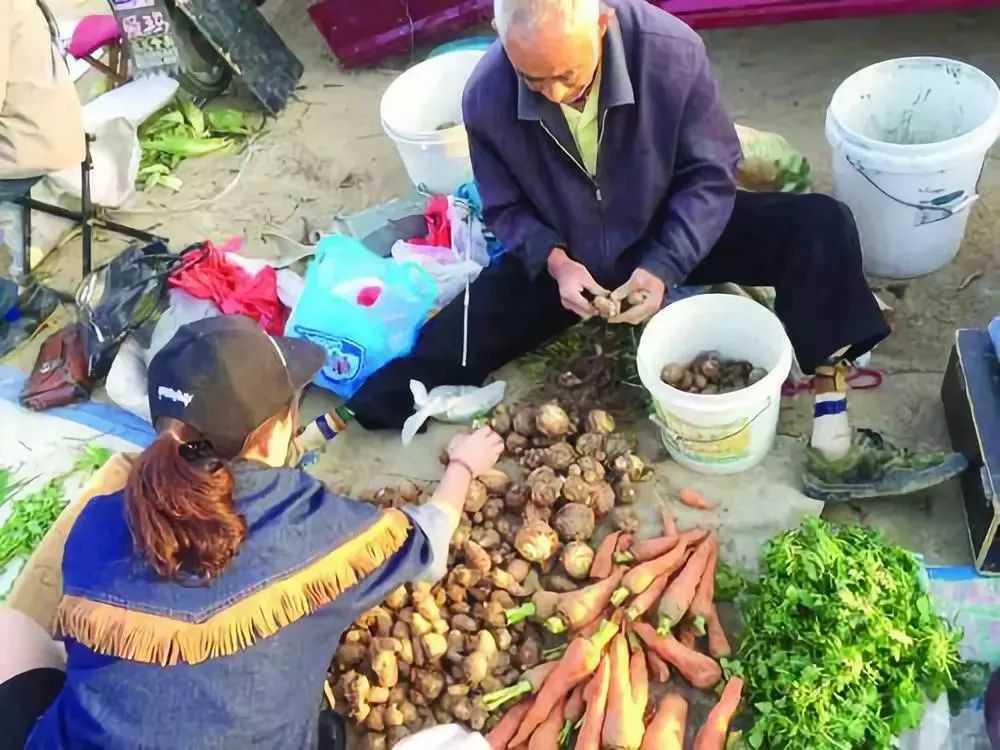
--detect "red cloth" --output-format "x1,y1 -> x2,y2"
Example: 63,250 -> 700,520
169,242 -> 289,335
409,195 -> 452,248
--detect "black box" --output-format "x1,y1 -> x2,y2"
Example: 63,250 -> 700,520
941,329 -> 1000,574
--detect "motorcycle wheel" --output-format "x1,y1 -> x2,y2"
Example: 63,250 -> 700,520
169,7 -> 232,99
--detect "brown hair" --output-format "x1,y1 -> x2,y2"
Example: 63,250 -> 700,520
124,409 -> 294,579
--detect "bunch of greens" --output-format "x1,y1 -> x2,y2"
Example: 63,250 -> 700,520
138,99 -> 253,191
738,517 -> 963,750
0,445 -> 113,579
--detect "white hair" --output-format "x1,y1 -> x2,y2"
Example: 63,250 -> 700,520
494,0 -> 600,40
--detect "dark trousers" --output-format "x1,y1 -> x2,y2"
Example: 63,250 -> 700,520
347,191 -> 890,429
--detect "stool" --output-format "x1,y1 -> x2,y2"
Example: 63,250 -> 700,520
15,135 -> 165,283
68,15 -> 128,89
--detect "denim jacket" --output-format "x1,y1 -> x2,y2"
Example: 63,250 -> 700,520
27,461 -> 443,749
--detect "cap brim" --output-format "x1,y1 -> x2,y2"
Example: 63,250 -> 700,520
274,336 -> 326,391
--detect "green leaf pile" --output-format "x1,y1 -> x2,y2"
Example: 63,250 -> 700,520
739,517 -> 962,749
138,99 -> 253,191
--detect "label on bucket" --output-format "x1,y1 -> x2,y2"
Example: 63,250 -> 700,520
653,401 -> 752,465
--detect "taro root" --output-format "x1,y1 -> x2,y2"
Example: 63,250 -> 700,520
535,403 -> 571,438
552,503 -> 595,542
463,540 -> 492,574
465,480 -> 488,513
505,432 -> 529,455
614,478 -> 637,506
490,568 -> 527,597
507,558 -> 531,584
593,295 -> 620,320
575,432 -> 605,457
344,671 -> 372,722
372,647 -> 400,688
542,573 -> 579,593
661,363 -> 686,388
515,520 -> 560,564
603,433 -> 632,461
479,468 -> 511,495
562,541 -> 595,579
469,705 -> 489,732
504,484 -> 528,511
362,733 -> 387,750
611,506 -> 640,533
541,442 -> 576,471
335,641 -> 366,669
524,501 -> 553,524
411,669 -> 445,702
387,726 -> 412,745
585,409 -> 616,434
591,481 -> 616,519
451,614 -> 479,633
511,407 -> 538,437
527,467 -> 563,506
367,686 -> 390,704
384,703 -> 405,728
482,497 -> 504,521
576,456 -> 605,484
490,405 -> 512,436
515,633 -> 542,668
562,476 -> 597,506
384,586 -> 408,611
471,527 -> 501,550
397,480 -> 421,504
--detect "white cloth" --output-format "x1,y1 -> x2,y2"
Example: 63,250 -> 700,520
392,724 -> 490,750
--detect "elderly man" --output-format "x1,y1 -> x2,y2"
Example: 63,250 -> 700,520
349,0 -> 965,501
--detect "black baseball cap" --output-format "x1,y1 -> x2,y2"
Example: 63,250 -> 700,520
147,316 -> 326,456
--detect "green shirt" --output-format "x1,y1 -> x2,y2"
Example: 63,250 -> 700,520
560,65 -> 602,176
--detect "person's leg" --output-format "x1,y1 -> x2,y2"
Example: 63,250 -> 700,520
347,253 -> 578,430
687,191 -> 965,500
0,608 -> 65,747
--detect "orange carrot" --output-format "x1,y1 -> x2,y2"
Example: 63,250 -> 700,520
640,693 -> 687,750
692,677 -> 744,750
601,634 -> 648,750
657,534 -> 716,633
616,533 -> 634,553
625,569 -> 671,621
578,607 -> 614,638
574,655 -> 610,750
546,568 -> 624,633
633,622 -> 721,689
676,616 -> 698,651
558,685 -> 586,746
509,621 -> 619,747
689,540 -> 718,634
705,605 -> 731,659
678,488 -> 716,510
660,503 -> 678,539
611,529 -> 705,605
590,532 -> 622,579
646,650 -> 670,683
528,694 -> 566,750
487,697 -> 534,750
614,536 -> 675,564
482,662 -> 558,711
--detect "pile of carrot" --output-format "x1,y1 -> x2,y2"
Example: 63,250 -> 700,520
485,490 -> 745,750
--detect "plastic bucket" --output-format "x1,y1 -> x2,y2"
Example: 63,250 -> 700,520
826,57 -> 1000,278
636,294 -> 793,475
380,50 -> 485,196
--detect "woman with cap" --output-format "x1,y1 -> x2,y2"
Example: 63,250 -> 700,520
0,315 -> 504,749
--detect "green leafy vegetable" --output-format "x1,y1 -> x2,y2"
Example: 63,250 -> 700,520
72,445 -> 113,476
714,561 -> 748,602
138,99 -> 255,191
739,517 -> 963,750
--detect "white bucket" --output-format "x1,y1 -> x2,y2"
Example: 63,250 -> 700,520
826,57 -> 1000,278
636,294 -> 793,475
380,50 -> 485,196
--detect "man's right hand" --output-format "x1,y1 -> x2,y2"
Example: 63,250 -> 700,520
546,248 -> 608,318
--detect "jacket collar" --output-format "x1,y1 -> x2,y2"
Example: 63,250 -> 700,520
516,15 -> 635,122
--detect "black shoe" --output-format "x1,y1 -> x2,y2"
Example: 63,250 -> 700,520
318,708 -> 348,750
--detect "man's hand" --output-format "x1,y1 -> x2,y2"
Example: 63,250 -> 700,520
609,268 -> 666,325
547,248 -> 608,318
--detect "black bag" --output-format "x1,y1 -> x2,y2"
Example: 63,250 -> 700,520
75,240 -> 183,379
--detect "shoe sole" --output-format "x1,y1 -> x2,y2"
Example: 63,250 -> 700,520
802,453 -> 969,503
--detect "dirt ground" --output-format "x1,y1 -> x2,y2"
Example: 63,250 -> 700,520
22,5 -> 1000,568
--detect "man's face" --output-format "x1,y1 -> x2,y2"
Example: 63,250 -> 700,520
503,12 -> 611,105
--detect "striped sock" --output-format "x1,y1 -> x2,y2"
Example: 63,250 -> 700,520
811,392 -> 852,460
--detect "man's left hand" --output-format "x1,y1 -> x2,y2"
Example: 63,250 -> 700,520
609,268 -> 665,325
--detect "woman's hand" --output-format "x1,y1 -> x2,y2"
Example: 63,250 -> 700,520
448,427 -> 504,478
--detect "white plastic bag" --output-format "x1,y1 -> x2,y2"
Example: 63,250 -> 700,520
401,380 -> 506,446
391,724 -> 490,750
391,240 -> 484,311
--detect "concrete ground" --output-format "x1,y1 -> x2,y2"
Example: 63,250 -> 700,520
11,4 -> 1000,571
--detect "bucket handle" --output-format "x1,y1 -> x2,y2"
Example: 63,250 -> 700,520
649,397 -> 772,446
844,155 -> 978,226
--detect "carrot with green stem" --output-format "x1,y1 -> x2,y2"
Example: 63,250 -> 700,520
487,697 -> 534,750
601,633 -> 648,750
633,621 -> 721,689
625,568 -> 671,621
574,655 -> 610,750
613,536 -> 675,564
692,677 -> 744,750
528,694 -> 567,750
656,533 -> 715,634
688,538 -> 718,634
590,531 -> 622,579
705,604 -> 731,659
611,528 -> 705,606
482,662 -> 558,711
508,620 -> 619,747
545,568 -> 624,634
639,693 -> 687,750
506,590 -> 560,625
558,684 -> 586,747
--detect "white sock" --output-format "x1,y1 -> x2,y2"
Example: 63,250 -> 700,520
811,392 -> 852,460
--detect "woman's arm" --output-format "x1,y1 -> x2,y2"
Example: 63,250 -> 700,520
423,427 -> 505,532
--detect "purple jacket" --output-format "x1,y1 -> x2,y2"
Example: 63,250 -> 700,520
462,0 -> 741,288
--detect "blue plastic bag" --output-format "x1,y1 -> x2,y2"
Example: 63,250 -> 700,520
285,235 -> 437,399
